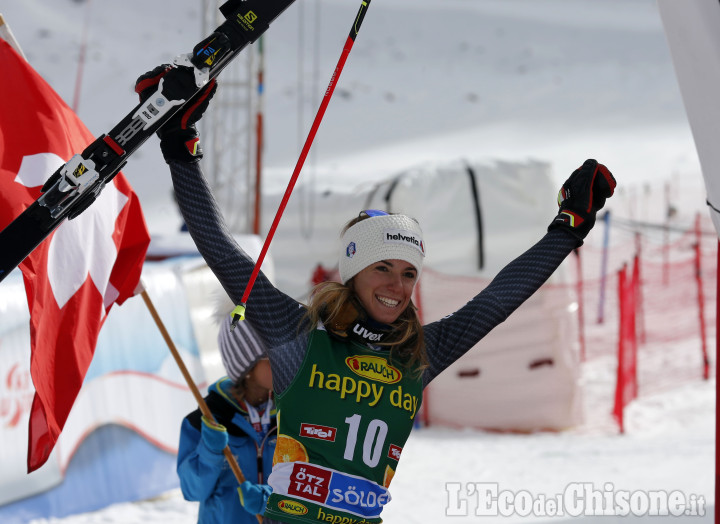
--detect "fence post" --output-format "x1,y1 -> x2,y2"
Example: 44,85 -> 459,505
634,233 -> 646,345
613,264 -> 638,434
663,181 -> 671,285
575,249 -> 586,362
597,210 -> 612,324
613,265 -> 627,434
694,213 -> 710,380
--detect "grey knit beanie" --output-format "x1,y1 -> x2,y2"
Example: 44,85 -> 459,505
218,315 -> 266,384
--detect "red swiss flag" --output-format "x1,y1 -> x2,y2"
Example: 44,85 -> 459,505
0,40 -> 150,471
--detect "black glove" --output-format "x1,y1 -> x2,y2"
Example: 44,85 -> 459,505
548,159 -> 616,246
134,64 -> 217,164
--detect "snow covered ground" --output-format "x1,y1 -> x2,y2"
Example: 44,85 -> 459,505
27,361 -> 716,523
2,0 -> 716,522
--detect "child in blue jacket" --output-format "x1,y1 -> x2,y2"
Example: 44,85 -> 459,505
177,317 -> 276,523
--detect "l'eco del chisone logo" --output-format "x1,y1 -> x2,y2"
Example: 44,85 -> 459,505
345,355 -> 402,384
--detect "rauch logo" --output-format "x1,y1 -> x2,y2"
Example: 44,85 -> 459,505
278,499 -> 309,516
345,355 -> 402,384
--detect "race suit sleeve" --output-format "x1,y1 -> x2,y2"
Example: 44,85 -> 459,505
176,416 -> 225,501
168,160 -> 310,393
421,228 -> 578,386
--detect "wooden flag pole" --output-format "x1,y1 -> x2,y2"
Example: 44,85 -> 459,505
140,289 -> 263,523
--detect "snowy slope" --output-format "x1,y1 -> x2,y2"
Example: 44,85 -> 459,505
0,0 -> 704,236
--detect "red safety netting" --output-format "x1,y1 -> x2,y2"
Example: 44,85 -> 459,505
412,212 -> 716,432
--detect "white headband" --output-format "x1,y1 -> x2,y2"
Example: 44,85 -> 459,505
339,214 -> 425,284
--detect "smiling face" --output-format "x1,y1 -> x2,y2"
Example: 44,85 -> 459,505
352,259 -> 418,324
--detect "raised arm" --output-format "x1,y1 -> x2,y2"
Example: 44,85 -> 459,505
135,66 -> 308,353
422,159 -> 616,385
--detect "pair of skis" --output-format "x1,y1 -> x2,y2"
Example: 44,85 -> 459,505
0,0 -> 369,286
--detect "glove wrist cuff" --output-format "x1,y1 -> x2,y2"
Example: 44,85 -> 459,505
547,221 -> 585,247
548,209 -> 597,247
159,127 -> 203,164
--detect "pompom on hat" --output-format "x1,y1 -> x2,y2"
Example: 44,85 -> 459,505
339,210 -> 426,284
218,315 -> 266,384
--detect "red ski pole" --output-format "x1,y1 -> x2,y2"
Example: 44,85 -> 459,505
231,0 -> 372,326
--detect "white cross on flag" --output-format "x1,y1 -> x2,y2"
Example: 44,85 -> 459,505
0,40 -> 150,472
